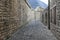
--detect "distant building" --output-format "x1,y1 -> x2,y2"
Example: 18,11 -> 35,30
34,7 -> 44,21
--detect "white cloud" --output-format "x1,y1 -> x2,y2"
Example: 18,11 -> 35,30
39,0 -> 48,5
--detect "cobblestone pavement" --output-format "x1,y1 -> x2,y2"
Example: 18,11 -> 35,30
8,20 -> 57,40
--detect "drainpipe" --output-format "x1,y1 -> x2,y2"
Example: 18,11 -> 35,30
48,0 -> 50,30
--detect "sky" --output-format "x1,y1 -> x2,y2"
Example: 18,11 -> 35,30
28,0 -> 48,9
40,0 -> 48,5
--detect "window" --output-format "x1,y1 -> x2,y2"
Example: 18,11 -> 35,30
42,14 -> 44,22
51,6 -> 56,25
58,13 -> 60,26
45,12 -> 47,24
53,6 -> 56,25
50,9 -> 52,22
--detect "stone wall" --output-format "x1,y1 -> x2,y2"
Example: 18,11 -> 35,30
0,0 -> 12,40
41,8 -> 48,26
50,0 -> 60,40
0,0 -> 30,40
42,0 -> 60,40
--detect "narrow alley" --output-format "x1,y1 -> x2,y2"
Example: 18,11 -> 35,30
8,20 -> 57,40
0,0 -> 60,40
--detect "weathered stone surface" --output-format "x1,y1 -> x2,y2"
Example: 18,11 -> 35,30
50,0 -> 60,40
0,0 -> 30,40
8,20 -> 57,40
41,0 -> 60,40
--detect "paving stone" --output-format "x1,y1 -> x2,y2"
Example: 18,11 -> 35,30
8,20 -> 58,40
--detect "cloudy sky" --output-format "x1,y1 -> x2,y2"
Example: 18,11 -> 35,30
28,0 -> 48,9
40,0 -> 48,5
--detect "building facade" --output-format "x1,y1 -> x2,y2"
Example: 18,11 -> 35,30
50,0 -> 60,40
41,0 -> 60,40
41,8 -> 48,26
34,7 -> 44,21
0,0 -> 31,40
